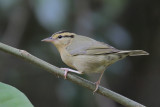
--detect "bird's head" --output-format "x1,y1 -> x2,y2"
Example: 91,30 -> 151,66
42,30 -> 75,48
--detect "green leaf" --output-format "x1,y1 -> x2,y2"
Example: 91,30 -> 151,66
0,82 -> 34,107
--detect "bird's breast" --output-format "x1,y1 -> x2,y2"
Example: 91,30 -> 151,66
58,48 -> 75,69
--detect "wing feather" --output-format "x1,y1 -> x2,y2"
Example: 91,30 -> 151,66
66,35 -> 119,55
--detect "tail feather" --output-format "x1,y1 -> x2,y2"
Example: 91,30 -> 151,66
118,50 -> 149,56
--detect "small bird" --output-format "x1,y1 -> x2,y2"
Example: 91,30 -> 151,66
42,30 -> 149,92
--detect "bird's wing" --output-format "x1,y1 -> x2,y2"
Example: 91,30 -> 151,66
66,35 -> 119,55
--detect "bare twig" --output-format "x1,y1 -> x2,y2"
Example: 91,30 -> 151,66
0,42 -> 146,107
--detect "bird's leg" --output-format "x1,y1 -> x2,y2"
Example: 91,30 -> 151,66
61,68 -> 82,79
94,70 -> 105,93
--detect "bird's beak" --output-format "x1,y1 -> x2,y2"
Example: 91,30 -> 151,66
41,37 -> 55,42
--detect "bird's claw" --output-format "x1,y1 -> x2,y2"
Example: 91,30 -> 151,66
61,68 -> 69,79
93,81 -> 100,93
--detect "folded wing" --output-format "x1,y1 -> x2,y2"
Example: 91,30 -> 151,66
66,35 -> 119,55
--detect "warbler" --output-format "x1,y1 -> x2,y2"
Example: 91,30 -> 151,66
42,30 -> 149,92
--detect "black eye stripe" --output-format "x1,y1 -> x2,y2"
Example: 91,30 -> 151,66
63,35 -> 74,38
57,35 -> 74,39
70,35 -> 74,38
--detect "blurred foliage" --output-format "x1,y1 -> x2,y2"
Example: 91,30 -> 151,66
0,0 -> 159,107
0,82 -> 33,107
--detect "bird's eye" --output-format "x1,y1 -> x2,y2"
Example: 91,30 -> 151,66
58,35 -> 62,39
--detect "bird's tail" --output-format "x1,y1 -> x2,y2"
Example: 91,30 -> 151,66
118,50 -> 149,56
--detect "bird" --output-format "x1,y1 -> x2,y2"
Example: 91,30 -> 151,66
42,30 -> 149,92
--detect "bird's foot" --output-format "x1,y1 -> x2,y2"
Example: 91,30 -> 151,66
61,68 -> 69,79
93,80 -> 100,93
61,68 -> 82,79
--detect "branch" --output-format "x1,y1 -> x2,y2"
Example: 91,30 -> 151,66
0,42 -> 146,107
